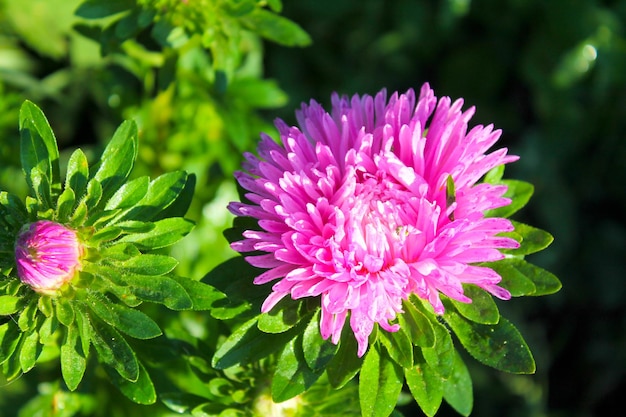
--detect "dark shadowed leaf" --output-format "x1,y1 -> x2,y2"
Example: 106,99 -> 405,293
442,351 -> 473,417
271,335 -> 323,402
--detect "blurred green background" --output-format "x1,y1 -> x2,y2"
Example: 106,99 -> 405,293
1,0 -> 625,416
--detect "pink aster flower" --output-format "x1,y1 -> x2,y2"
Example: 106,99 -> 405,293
15,220 -> 83,294
229,83 -> 520,356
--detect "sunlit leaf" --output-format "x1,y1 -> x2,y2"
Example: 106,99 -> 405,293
450,285 -> 500,325
61,324 -> 88,391
503,221 -> 554,256
117,217 -> 194,249
326,326 -> 363,389
405,350 -> 443,417
89,314 -> 139,381
359,345 -> 403,417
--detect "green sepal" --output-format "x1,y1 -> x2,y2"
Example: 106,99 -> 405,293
326,325 -> 364,389
89,313 -> 139,382
444,305 -> 536,374
450,285 -> 500,325
271,334 -> 324,402
442,351 -> 473,417
104,360 -> 157,405
503,221 -> 554,256
19,100 -> 61,208
303,309 -> 338,372
61,323 -> 88,391
359,344 -> 404,417
212,316 -> 297,370
405,349 -> 443,417
83,290 -> 162,340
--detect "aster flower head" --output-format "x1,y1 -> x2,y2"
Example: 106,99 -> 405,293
230,83 -> 530,357
15,220 -> 83,294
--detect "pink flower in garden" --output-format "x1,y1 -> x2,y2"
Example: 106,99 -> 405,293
229,83 -> 520,356
15,220 -> 83,294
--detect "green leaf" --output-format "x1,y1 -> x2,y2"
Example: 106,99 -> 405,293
486,259 -> 537,297
119,171 -> 188,222
83,178 -> 103,210
512,259 -> 562,296
0,191 -> 28,228
55,298 -> 75,326
405,350 -> 443,417
104,175 -> 150,211
19,101 -> 60,207
105,360 -> 157,404
93,120 -> 138,205
56,188 -> 76,223
483,165 -> 504,184
442,351 -> 473,417
399,299 -> 435,348
153,172 -> 196,221
303,309 -> 338,372
421,319 -> 455,379
258,296 -> 303,333
359,345 -> 403,417
212,317 -> 296,369
485,179 -> 534,218
19,327 -> 41,372
169,276 -> 225,311
18,299 -> 37,332
85,290 -> 162,340
0,295 -> 21,315
0,322 -> 21,365
444,309 -> 536,374
378,327 -> 414,368
65,148 -> 89,201
89,314 -> 139,381
449,285 -> 500,325
503,222 -> 554,256
271,335 -> 323,402
75,0 -> 135,19
107,254 -> 178,276
117,217 -> 194,250
326,326 -> 363,389
240,9 -> 311,47
61,324 -> 88,391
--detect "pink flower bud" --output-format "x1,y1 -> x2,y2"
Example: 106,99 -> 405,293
15,221 -> 83,294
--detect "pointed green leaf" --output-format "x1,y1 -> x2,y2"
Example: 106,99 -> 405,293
65,148 -> 89,201
450,285 -> 500,325
442,351 -> 473,416
93,121 -> 138,205
485,180 -> 534,218
18,299 -> 37,332
399,299 -> 435,347
405,350 -> 443,417
104,175 -> 150,210
85,290 -> 162,339
19,327 -> 41,372
512,259 -> 562,296
378,327 -> 413,368
359,345 -> 403,417
19,101 -> 60,207
55,298 -> 75,326
152,173 -> 196,221
258,296 -> 303,333
61,324 -> 88,390
0,295 -> 21,315
483,165 -> 504,184
169,276 -> 226,311
326,327 -> 364,389
272,335 -> 323,402
240,9 -> 311,47
104,360 -> 156,404
75,0 -> 135,18
117,217 -> 194,250
421,319 -> 455,379
0,322 -> 21,365
212,317 -> 296,369
303,309 -> 338,372
119,171 -> 188,222
503,222 -> 554,256
486,259 -> 536,297
107,254 -> 178,276
56,188 -> 76,223
444,308 -> 535,374
89,314 -> 139,381
83,178 -> 103,210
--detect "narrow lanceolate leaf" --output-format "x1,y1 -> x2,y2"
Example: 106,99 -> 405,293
104,360 -> 157,405
89,315 -> 139,382
442,351 -> 473,417
117,217 -> 194,250
107,254 -> 178,276
326,327 -> 364,389
271,335 -> 323,402
212,317 -> 295,369
421,319 -> 455,379
378,327 -> 414,368
84,290 -> 162,340
19,101 -> 61,206
169,276 -> 226,311
303,309 -> 338,372
405,350 -> 443,417
61,324 -> 88,391
400,298 -> 435,348
119,171 -> 188,222
104,176 -> 150,210
511,259 -> 562,296
93,120 -> 138,204
65,148 -> 89,201
359,345 -> 404,417
444,309 -> 536,374
449,285 -> 500,325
